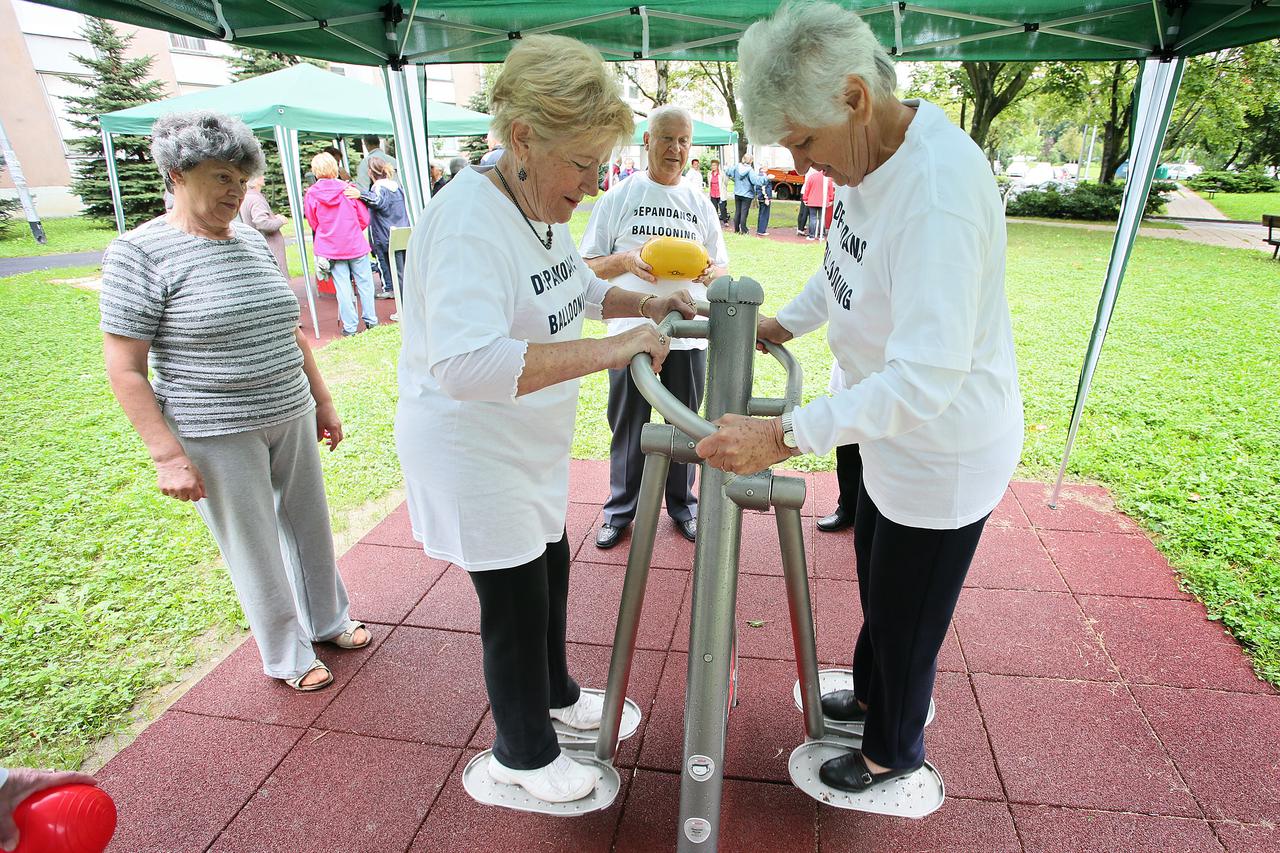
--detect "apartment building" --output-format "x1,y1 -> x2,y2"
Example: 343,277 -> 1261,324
0,0 -> 480,216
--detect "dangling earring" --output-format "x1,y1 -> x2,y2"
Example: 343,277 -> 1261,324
517,165 -> 528,181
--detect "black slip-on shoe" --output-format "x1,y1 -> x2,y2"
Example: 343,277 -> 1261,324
819,750 -> 923,793
820,689 -> 866,722
816,506 -> 855,532
677,518 -> 697,542
595,523 -> 626,549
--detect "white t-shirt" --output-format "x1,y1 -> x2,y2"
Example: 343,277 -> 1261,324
396,167 -> 612,571
580,171 -> 728,351
777,100 -> 1023,530
681,168 -> 704,192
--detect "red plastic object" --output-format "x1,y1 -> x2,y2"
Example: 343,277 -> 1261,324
12,784 -> 117,853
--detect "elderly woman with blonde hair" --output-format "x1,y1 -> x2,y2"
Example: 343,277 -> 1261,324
396,35 -> 696,804
697,1 -> 1023,796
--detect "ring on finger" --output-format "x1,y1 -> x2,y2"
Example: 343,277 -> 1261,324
658,335 -> 668,345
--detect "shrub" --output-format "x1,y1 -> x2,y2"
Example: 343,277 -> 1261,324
1186,169 -> 1279,194
1006,181 -> 1172,220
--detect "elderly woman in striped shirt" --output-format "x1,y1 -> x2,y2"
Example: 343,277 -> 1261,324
101,110 -> 369,693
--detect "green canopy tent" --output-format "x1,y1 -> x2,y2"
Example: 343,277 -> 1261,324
632,116 -> 738,147
97,62 -> 491,336
35,3 -> 1280,844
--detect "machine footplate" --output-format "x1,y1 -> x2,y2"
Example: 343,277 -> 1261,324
788,740 -> 944,818
553,689 -> 642,747
462,750 -> 620,815
794,669 -> 934,736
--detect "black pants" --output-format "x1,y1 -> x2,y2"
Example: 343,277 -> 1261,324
713,197 -> 728,223
850,480 -> 988,770
733,196 -> 753,233
469,534 -> 579,770
796,204 -> 809,233
604,349 -> 706,526
834,444 -> 862,512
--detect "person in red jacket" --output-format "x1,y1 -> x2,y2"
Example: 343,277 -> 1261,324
304,152 -> 377,335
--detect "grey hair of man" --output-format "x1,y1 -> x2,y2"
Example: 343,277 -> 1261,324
448,155 -> 468,175
150,110 -> 266,190
646,103 -> 693,136
738,1 -> 898,145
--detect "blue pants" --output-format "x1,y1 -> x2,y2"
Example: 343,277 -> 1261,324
806,205 -> 823,239
330,254 -> 377,333
755,201 -> 771,234
373,242 -> 406,298
851,481 -> 988,770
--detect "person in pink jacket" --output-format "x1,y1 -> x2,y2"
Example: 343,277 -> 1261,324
800,166 -> 830,240
304,152 -> 377,335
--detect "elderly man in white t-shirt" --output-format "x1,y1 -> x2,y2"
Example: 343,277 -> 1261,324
580,105 -> 729,549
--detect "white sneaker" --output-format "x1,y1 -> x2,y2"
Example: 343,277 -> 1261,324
550,691 -> 604,730
488,752 -> 597,803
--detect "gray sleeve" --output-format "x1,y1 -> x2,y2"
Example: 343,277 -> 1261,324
99,237 -> 165,341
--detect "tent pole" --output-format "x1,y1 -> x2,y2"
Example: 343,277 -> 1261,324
275,124 -> 320,339
1050,56 -> 1185,508
337,136 -> 351,177
381,65 -> 426,223
101,130 -> 126,234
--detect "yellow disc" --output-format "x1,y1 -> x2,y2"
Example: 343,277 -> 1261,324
639,236 -> 709,280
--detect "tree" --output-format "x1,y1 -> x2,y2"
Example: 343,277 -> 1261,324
0,164 -> 20,237
461,66 -> 500,164
963,62 -> 1041,153
619,60 -> 671,111
226,47 -> 325,80
58,18 -> 168,227
690,62 -> 746,158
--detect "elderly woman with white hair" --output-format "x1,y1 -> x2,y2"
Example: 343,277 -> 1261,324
697,2 -> 1023,796
396,35 -> 696,804
101,111 -> 370,695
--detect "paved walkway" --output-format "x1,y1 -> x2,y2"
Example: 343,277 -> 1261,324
92,461 -> 1278,852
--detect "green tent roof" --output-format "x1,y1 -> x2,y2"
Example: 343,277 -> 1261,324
633,117 -> 738,147
30,1 -> 1280,65
98,63 -> 490,137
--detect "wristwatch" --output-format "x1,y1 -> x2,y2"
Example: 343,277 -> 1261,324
780,411 -> 798,450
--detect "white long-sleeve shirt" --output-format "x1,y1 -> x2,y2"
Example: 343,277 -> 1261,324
778,100 -> 1023,529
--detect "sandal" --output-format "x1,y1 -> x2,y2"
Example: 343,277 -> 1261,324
324,620 -> 371,650
284,659 -> 333,692
818,750 -> 923,793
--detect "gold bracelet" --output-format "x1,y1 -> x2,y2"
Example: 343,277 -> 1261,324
638,293 -> 656,320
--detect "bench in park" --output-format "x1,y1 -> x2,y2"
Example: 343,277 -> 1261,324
1265,214 -> 1280,259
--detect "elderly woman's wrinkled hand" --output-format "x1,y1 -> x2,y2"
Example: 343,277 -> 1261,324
315,401 -> 344,451
607,324 -> 671,374
649,289 -> 698,322
156,455 -> 206,502
755,315 -> 794,353
694,264 -> 721,286
623,249 -> 657,284
342,185 -> 362,200
0,768 -> 100,852
696,413 -> 790,475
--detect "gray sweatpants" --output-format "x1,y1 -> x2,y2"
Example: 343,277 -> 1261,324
174,409 -> 352,680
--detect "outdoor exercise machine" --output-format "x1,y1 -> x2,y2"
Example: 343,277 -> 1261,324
464,277 -> 944,848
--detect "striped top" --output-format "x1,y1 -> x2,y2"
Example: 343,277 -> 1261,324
99,218 -> 314,438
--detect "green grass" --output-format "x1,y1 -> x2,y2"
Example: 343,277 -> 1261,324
1202,190 -> 1280,223
0,216 -> 119,258
0,273 -> 401,769
2,213 -> 1278,772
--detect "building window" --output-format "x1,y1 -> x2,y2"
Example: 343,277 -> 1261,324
169,33 -> 209,53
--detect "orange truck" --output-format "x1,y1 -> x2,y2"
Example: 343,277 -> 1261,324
765,167 -> 805,200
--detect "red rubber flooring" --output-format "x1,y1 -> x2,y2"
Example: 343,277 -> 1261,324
95,462 -> 1279,852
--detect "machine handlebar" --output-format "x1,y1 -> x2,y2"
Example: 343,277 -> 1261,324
628,300 -> 803,443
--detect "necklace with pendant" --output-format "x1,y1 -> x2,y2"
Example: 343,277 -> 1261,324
494,164 -> 553,250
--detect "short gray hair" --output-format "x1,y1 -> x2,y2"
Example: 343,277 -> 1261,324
449,155 -> 468,175
647,104 -> 693,135
150,110 -> 266,189
738,1 -> 897,144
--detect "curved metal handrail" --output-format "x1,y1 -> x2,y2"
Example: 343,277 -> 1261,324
628,301 -> 803,444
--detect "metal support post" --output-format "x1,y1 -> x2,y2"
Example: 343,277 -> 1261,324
101,130 -> 126,235
676,276 -> 764,851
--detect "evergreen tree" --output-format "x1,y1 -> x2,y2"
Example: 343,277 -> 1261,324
226,48 -> 327,212
58,18 -> 168,227
461,69 -> 498,164
0,165 -> 20,238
